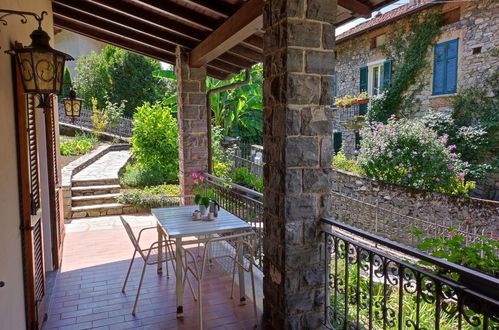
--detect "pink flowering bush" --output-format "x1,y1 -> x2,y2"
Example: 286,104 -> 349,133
356,118 -> 476,195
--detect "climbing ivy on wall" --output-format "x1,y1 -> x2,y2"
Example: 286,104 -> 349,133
368,11 -> 443,122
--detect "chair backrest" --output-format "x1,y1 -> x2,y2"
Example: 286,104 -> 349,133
204,231 -> 257,271
120,216 -> 144,258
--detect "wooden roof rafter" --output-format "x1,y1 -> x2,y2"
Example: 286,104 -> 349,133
52,15 -> 232,80
51,0 -> 396,80
190,0 -> 264,68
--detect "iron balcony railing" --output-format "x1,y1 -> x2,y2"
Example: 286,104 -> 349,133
320,217 -> 499,329
203,173 -> 264,270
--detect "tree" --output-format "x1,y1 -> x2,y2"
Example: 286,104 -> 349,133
60,67 -> 72,98
74,46 -> 171,117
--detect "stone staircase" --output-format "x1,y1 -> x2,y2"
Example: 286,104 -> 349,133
64,147 -> 137,219
70,179 -> 124,218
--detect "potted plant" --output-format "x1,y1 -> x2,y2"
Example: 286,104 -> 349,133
334,94 -> 355,108
352,91 -> 369,104
192,172 -> 212,216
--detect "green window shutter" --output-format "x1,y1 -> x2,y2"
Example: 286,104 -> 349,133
359,66 -> 368,115
355,131 -> 361,150
359,66 -> 368,92
333,131 -> 342,154
382,60 -> 392,89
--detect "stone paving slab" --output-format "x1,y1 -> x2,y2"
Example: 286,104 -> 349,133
72,150 -> 131,182
65,214 -> 156,233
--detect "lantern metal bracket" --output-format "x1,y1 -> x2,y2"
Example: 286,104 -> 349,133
0,9 -> 47,30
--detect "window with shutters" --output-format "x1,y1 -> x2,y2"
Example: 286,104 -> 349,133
365,60 -> 392,96
432,39 -> 459,95
360,60 -> 391,115
333,130 -> 342,154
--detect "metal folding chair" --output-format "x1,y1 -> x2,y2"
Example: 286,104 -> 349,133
120,216 -> 177,315
182,231 -> 259,329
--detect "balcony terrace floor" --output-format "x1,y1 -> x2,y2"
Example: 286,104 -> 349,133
44,215 -> 262,330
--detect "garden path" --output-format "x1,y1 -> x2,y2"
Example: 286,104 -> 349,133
73,150 -> 131,183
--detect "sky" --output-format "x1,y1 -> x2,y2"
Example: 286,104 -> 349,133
335,0 -> 408,35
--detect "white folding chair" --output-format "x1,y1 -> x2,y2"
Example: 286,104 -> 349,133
120,216 -> 177,315
182,231 -> 259,329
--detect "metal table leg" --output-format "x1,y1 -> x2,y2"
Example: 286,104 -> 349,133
176,237 -> 184,317
157,224 -> 163,274
237,236 -> 246,305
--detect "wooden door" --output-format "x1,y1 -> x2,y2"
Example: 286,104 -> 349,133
45,96 -> 65,269
13,55 -> 48,330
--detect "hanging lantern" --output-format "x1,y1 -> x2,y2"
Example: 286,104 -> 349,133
62,90 -> 83,118
1,10 -> 74,108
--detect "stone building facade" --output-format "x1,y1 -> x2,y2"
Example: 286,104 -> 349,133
332,0 -> 498,157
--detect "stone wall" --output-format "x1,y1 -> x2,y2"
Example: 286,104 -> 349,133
333,0 -> 499,157
324,168 -> 499,246
175,46 -> 208,197
262,0 -> 336,328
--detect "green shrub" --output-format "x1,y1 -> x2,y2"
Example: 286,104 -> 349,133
331,152 -> 362,174
120,163 -> 177,187
357,118 -> 476,195
117,184 -> 181,208
410,225 -> 499,277
131,102 -> 178,182
230,167 -> 263,192
212,126 -> 232,180
60,133 -> 99,156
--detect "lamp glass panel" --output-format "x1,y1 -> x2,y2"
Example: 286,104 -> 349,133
73,100 -> 81,116
17,52 -> 36,91
54,55 -> 65,94
33,51 -> 55,92
63,99 -> 73,116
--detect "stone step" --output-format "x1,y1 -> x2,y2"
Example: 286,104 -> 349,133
71,203 -> 128,219
71,184 -> 121,196
72,178 -> 119,187
71,193 -> 121,207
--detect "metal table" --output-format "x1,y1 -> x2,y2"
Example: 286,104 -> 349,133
152,205 -> 251,317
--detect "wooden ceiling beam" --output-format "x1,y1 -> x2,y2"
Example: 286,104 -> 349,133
338,0 -> 372,18
91,0 -> 208,38
190,0 -> 264,68
53,15 -> 234,80
87,0 -> 260,67
137,0 -> 222,30
137,0 -> 263,51
53,15 -> 176,63
53,3 -> 179,53
54,0 -> 197,48
183,0 -> 238,17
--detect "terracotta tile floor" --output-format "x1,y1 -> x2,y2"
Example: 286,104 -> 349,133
44,223 -> 262,329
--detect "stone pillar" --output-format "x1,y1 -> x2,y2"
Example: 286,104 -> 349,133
262,0 -> 336,328
176,46 -> 208,197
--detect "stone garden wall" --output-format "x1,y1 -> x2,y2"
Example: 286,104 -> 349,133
324,168 -> 499,246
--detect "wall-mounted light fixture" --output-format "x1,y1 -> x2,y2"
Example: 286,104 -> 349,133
1,9 -> 74,109
62,89 -> 83,124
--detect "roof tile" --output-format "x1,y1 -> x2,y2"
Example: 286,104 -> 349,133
337,0 -> 437,43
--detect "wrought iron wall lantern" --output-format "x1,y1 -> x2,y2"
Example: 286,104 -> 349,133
1,9 -> 74,109
62,90 -> 83,123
